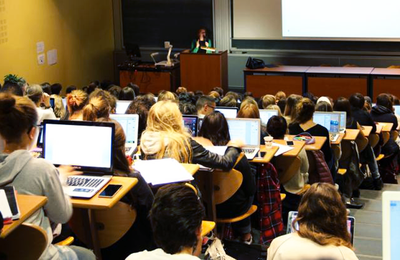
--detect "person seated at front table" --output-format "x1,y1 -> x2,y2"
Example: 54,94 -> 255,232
198,111 -> 255,244
195,95 -> 216,119
140,100 -> 243,170
126,184 -> 204,259
267,183 -> 358,260
191,27 -> 212,54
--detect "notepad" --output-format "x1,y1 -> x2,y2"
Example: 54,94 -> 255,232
272,143 -> 294,156
134,159 -> 194,185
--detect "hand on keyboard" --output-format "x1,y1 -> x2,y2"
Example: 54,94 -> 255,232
58,165 -> 82,178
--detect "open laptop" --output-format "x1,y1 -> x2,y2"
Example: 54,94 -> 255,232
259,109 -> 278,126
287,211 -> 355,245
227,118 -> 261,160
382,191 -> 400,260
394,105 -> 400,116
115,100 -> 132,114
110,114 -> 139,157
43,120 -> 115,199
313,112 -> 342,142
182,115 -> 199,137
215,107 -> 238,118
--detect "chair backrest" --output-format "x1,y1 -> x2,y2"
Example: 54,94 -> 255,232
0,223 -> 48,260
213,168 -> 243,205
274,156 -> 302,185
69,201 -> 137,248
369,133 -> 380,148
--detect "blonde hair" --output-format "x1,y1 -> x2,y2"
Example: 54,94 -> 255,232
262,95 -> 276,109
237,103 -> 260,119
275,91 -> 286,102
266,104 -> 282,117
67,90 -> 88,117
240,97 -> 258,108
82,96 -> 111,121
144,101 -> 192,162
158,91 -> 178,102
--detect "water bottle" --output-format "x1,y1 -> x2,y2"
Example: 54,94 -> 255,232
330,120 -> 339,133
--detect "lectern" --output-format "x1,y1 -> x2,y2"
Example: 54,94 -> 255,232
180,51 -> 228,93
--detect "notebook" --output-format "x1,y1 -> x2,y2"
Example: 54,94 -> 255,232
382,191 -> 400,260
215,107 -> 238,118
43,120 -> 114,198
227,118 -> 261,159
259,109 -> 278,126
115,100 -> 131,114
182,115 -> 199,137
110,114 -> 139,157
313,112 -> 342,142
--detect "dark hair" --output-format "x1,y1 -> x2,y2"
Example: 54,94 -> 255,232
179,102 -> 196,115
284,94 -> 302,117
349,93 -> 365,109
315,101 -> 333,112
376,93 -> 393,110
50,83 -> 62,95
126,83 -> 140,97
267,116 -> 287,139
198,111 -> 230,145
277,98 -> 286,114
212,87 -> 224,97
42,84 -> 52,95
1,81 -> 23,96
119,87 -> 135,100
196,27 -> 207,39
100,80 -> 113,90
195,95 -> 215,111
150,184 -> 204,254
294,98 -> 315,124
303,92 -> 317,104
126,99 -> 150,139
90,89 -> 116,112
108,85 -> 122,99
333,97 -> 352,118
66,85 -> 77,94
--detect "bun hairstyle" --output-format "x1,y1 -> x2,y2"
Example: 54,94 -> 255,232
67,90 -> 88,114
294,98 -> 315,124
82,96 -> 111,121
0,93 -> 38,143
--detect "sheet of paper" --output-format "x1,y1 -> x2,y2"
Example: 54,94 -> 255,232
134,158 -> 194,185
273,143 -> 294,156
36,41 -> 45,53
204,146 -> 228,156
0,189 -> 12,219
47,49 -> 58,65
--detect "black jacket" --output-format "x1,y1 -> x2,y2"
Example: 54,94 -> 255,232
351,107 -> 376,133
371,105 -> 399,155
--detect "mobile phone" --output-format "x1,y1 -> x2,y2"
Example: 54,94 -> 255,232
49,98 -> 55,109
257,151 -> 267,158
99,184 -> 122,198
286,141 -> 294,146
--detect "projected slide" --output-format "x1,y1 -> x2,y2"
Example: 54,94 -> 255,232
282,0 -> 400,38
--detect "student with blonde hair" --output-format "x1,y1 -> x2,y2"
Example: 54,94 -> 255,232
237,103 -> 260,119
261,94 -> 276,109
158,90 -> 178,102
275,91 -> 286,103
141,101 -> 243,169
65,90 -> 88,120
268,183 -> 358,260
283,94 -> 302,124
82,96 -> 111,121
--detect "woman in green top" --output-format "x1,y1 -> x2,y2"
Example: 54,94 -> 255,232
191,28 -> 212,54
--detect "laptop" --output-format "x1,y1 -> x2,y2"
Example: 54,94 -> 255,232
227,118 -> 261,160
313,112 -> 342,142
287,211 -> 355,245
259,109 -> 278,126
43,120 -> 115,199
110,114 -> 139,157
394,105 -> 400,116
116,100 -> 132,114
215,107 -> 238,118
337,111 -> 347,133
382,191 -> 400,260
182,115 -> 199,137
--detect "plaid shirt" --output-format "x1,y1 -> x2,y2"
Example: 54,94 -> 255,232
256,163 -> 284,244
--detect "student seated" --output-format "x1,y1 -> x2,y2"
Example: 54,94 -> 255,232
195,95 -> 216,118
283,94 -> 302,124
126,184 -> 204,259
63,90 -> 88,120
198,111 -> 255,244
50,83 -> 67,118
141,101 -> 243,170
26,84 -> 56,124
0,93 -> 95,259
267,183 -> 358,260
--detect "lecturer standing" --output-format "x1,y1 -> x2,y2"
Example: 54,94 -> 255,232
191,28 -> 212,54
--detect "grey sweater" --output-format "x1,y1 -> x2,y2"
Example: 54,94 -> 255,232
0,150 -> 72,260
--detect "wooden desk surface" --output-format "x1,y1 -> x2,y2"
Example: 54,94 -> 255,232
343,129 -> 360,141
250,146 -> 278,163
331,133 -> 345,145
378,122 -> 394,132
244,65 -> 311,73
1,194 -> 47,238
182,164 -> 200,176
71,177 -> 138,210
371,68 -> 400,76
306,67 -> 374,75
273,139 -> 305,157
375,124 -> 383,134
361,126 -> 373,137
287,135 -> 327,151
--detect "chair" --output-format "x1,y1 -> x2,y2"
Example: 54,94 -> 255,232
0,223 -> 47,260
274,156 -> 302,185
56,236 -> 75,246
69,201 -> 137,248
201,221 -> 216,237
368,133 -> 380,148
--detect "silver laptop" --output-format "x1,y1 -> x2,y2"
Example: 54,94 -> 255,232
313,112 -> 342,142
182,115 -> 199,137
227,118 -> 261,160
215,107 -> 238,119
110,114 -> 139,157
259,109 -> 278,126
43,120 -> 114,199
382,191 -> 400,260
115,100 -> 131,114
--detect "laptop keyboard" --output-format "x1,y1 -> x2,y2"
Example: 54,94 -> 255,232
243,148 -> 255,154
67,176 -> 104,188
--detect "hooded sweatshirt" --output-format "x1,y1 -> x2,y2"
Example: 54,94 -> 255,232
0,150 -> 73,260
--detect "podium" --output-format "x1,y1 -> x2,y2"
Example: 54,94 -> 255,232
180,51 -> 228,94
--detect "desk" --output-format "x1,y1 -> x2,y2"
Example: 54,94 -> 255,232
1,195 -> 47,239
182,163 -> 200,175
371,68 -> 400,101
375,124 -> 383,134
361,126 -> 373,137
71,177 -> 138,259
343,129 -> 360,141
287,135 -> 327,151
244,66 -> 309,97
306,67 -> 373,100
331,133 -> 345,145
378,122 -> 394,132
273,140 -> 305,157
250,146 -> 278,163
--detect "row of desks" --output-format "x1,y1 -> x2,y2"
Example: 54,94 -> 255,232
244,66 -> 400,100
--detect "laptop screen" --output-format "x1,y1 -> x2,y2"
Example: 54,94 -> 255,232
110,114 -> 139,144
313,112 -> 341,133
394,105 -> 400,116
259,109 -> 278,126
43,120 -> 114,172
227,118 -> 260,146
116,101 -> 131,114
215,107 -> 238,118
182,116 -> 198,137
383,191 -> 400,260
338,111 -> 347,131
